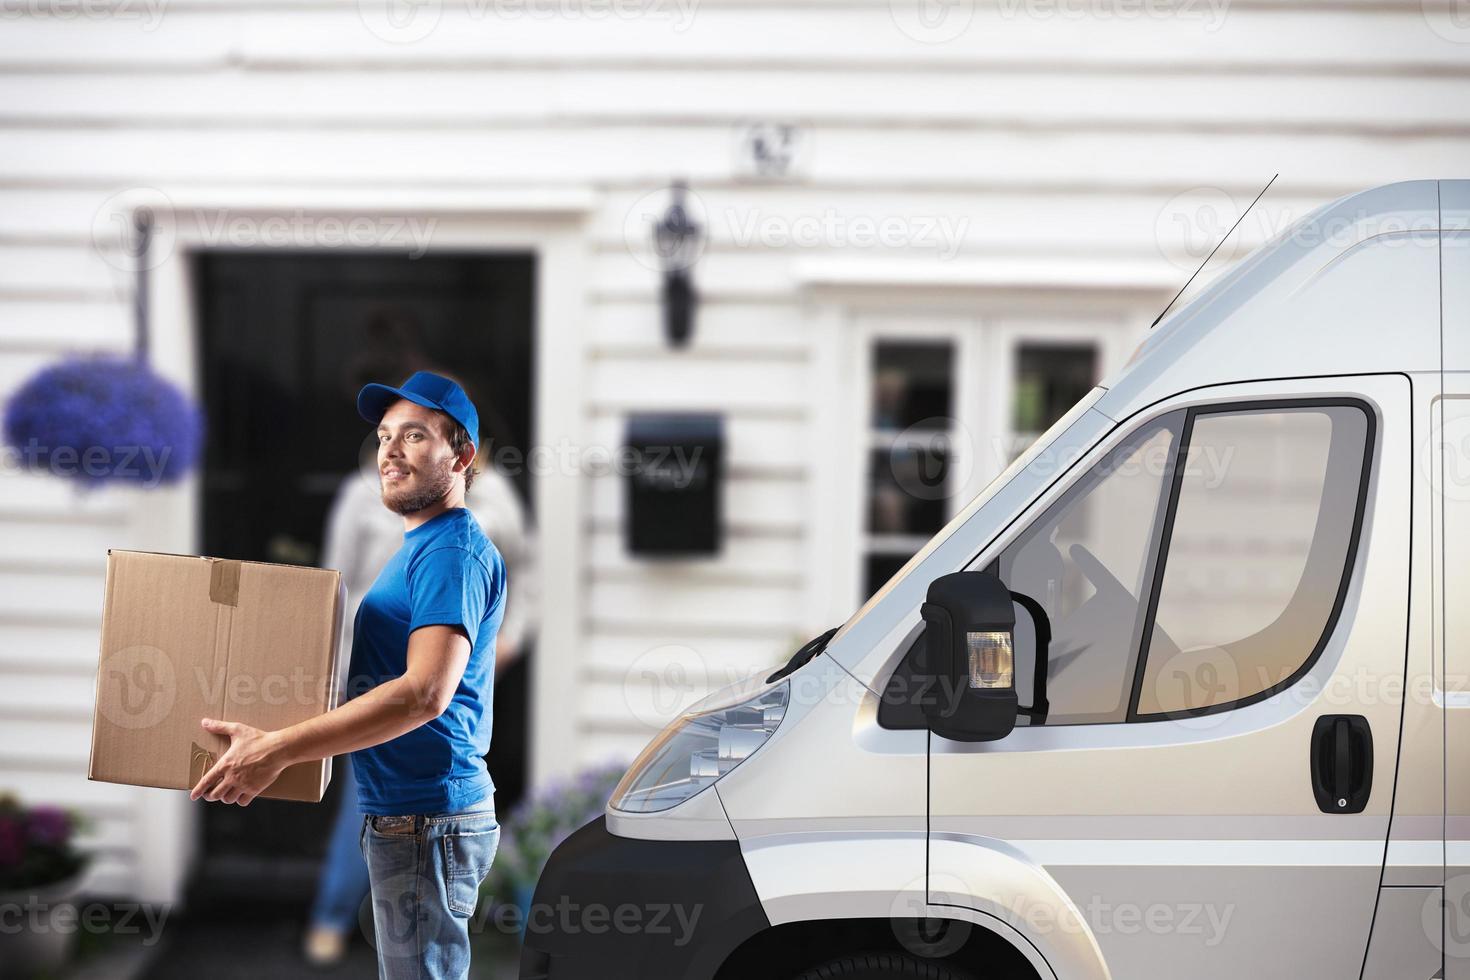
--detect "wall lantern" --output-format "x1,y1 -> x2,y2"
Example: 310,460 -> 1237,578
652,181 -> 704,348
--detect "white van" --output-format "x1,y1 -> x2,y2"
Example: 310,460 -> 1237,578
519,179 -> 1470,980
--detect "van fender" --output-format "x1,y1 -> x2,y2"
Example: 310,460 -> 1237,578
929,832 -> 1112,980
739,829 -> 1110,980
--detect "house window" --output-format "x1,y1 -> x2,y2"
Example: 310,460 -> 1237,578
864,341 -> 955,598
1012,344 -> 1098,458
858,333 -> 1106,601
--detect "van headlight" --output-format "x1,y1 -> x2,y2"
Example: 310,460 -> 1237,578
609,675 -> 790,814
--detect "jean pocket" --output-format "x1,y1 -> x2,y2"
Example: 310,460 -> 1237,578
442,826 -> 500,918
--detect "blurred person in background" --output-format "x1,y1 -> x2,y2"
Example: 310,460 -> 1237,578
301,351 -> 539,967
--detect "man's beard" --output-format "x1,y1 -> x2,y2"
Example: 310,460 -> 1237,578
381,455 -> 456,515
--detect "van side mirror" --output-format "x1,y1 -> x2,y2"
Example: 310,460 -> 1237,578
919,571 -> 1019,742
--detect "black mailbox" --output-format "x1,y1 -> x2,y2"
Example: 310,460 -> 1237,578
624,413 -> 724,556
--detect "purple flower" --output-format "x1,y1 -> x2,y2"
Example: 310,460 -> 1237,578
26,806 -> 70,848
0,818 -> 22,868
2,354 -> 204,488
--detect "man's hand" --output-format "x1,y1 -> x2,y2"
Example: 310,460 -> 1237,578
188,718 -> 288,807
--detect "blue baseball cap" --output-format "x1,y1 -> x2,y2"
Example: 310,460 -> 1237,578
357,370 -> 480,451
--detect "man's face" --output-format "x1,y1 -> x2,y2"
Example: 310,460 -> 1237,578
376,400 -> 463,515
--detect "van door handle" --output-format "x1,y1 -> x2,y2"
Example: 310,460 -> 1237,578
1311,714 -> 1372,814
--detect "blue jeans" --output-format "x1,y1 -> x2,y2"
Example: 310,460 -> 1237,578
358,806 -> 500,980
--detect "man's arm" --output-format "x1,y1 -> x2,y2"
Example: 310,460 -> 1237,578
188,624 -> 471,806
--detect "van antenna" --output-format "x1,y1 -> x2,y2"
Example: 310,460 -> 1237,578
1150,173 -> 1278,329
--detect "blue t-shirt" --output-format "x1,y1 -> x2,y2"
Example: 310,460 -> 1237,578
347,506 -> 505,816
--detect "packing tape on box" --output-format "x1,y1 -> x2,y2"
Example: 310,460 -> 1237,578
190,741 -> 217,786
209,558 -> 241,606
196,560 -> 235,788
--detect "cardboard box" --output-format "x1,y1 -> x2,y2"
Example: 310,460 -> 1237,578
89,549 -> 347,803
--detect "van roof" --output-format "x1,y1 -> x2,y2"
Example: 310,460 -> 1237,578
1097,179 -> 1463,421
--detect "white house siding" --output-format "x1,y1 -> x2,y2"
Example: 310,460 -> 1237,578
0,0 -> 1466,904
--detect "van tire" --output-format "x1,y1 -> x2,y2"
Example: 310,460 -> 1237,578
790,952 -> 977,980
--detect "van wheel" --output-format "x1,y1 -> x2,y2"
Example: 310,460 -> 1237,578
790,952 -> 976,980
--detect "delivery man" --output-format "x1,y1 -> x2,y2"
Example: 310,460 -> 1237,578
187,370 -> 507,980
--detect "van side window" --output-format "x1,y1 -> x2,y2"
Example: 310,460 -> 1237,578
1135,405 -> 1369,716
998,412 -> 1184,724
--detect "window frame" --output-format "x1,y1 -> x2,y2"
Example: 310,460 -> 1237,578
982,395 -> 1376,726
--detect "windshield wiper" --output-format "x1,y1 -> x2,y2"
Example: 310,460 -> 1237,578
766,627 -> 839,684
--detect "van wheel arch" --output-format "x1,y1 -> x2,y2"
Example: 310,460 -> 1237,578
713,916 -> 1043,980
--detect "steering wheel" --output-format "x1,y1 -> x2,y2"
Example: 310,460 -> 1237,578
1067,542 -> 1133,604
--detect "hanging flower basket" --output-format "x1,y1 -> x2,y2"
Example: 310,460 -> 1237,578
2,354 -> 203,490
